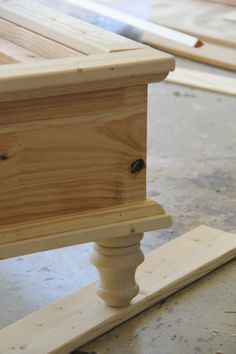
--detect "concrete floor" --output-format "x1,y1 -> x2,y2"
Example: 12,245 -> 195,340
0,59 -> 235,354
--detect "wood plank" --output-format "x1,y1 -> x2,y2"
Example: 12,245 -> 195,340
0,19 -> 85,59
148,0 -> 236,49
166,67 -> 236,96
66,0 -> 200,47
0,86 -> 147,227
0,37 -> 44,63
90,0 -> 236,70
0,51 -> 17,64
0,200 -> 171,259
0,0 -> 143,54
142,31 -> 236,71
0,225 -> 235,354
0,47 -> 175,101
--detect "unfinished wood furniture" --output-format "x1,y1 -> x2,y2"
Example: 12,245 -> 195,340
0,0 -> 174,305
0,2 -> 235,353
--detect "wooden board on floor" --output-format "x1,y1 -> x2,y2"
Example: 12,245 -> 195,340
142,31 -> 236,71
0,225 -> 235,354
166,67 -> 236,96
149,0 -> 236,49
68,0 -> 236,70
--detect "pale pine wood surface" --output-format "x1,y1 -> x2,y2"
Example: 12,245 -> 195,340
149,0 -> 236,48
142,31 -> 236,71
0,37 -> 44,63
97,0 -> 236,70
0,0 -> 143,55
0,1 -> 174,98
0,226 -> 235,354
0,200 -> 171,259
0,19 -> 85,59
0,48 -> 174,101
0,86 -> 147,227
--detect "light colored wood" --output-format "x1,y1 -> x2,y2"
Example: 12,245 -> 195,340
67,0 -> 200,47
91,234 -> 144,307
0,47 -> 175,102
0,225 -> 235,354
142,31 -> 236,71
0,51 -> 17,64
0,19 -> 85,59
166,67 -> 236,96
0,0 -> 143,54
0,85 -> 148,227
0,72 -> 168,103
0,37 -> 44,63
0,200 -> 171,259
94,0 -> 236,70
149,0 -> 236,49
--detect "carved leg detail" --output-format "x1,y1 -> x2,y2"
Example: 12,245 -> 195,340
91,234 -> 144,307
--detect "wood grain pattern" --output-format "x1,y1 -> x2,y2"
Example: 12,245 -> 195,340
0,51 -> 17,64
96,0 -> 236,70
0,19 -> 85,59
149,0 -> 236,48
0,0 -> 143,54
0,200 -> 171,259
0,225 -> 235,354
0,85 -> 147,227
142,31 -> 236,71
0,48 -> 174,102
0,37 -> 44,63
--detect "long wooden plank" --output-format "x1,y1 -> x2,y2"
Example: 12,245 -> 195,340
142,31 -> 236,71
0,47 -> 174,101
148,0 -> 236,49
0,19 -> 85,59
0,225 -> 235,354
85,0 -> 236,70
0,37 -> 44,63
67,0 -> 200,47
0,0 -> 143,54
0,200 -> 171,259
166,67 -> 236,96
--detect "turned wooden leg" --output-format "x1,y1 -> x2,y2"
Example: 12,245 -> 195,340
91,234 -> 144,307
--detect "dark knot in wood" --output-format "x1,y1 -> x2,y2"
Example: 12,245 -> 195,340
0,154 -> 8,161
130,158 -> 145,174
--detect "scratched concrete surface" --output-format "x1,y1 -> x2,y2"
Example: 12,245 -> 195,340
0,56 -> 236,354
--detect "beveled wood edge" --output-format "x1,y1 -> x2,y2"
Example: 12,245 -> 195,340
0,200 -> 172,259
0,47 -> 175,102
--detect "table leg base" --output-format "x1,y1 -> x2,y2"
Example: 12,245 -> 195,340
0,225 -> 235,354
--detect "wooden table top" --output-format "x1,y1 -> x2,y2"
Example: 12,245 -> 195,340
0,0 -> 175,101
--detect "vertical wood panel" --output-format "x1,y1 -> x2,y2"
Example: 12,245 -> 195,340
0,85 -> 147,226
